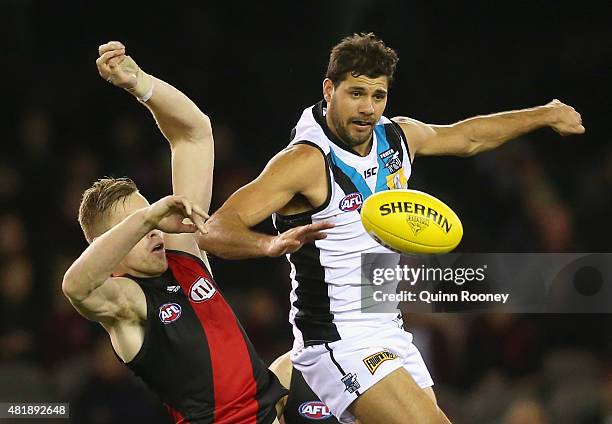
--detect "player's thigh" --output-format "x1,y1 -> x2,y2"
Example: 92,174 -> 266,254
421,388 -> 453,424
423,386 -> 437,404
349,367 -> 444,424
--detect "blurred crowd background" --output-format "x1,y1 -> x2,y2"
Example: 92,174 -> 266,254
1,1 -> 611,423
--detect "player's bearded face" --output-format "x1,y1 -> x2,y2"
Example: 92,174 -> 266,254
326,74 -> 388,149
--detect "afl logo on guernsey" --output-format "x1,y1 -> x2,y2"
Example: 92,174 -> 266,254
339,192 -> 363,212
189,277 -> 217,302
159,303 -> 182,324
298,401 -> 332,420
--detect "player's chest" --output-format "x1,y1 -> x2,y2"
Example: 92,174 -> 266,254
154,273 -> 226,327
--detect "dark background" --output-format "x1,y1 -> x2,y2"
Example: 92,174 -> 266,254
1,1 -> 610,423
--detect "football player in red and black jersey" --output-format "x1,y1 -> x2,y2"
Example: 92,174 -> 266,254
62,41 -> 320,423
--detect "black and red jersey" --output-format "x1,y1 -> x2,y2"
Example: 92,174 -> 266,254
123,250 -> 286,423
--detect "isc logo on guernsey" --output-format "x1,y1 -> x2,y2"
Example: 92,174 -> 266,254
159,303 -> 182,324
298,401 -> 332,420
339,193 -> 363,212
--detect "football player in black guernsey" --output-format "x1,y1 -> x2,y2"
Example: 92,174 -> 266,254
62,41 -> 300,424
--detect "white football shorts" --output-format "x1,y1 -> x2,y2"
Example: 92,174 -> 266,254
291,326 -> 434,424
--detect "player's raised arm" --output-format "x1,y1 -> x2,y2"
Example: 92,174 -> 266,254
96,41 -> 214,214
395,99 -> 585,159
96,41 -> 212,260
62,195 -> 206,323
197,144 -> 334,259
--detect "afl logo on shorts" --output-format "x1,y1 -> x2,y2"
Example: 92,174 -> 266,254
189,277 -> 217,302
339,192 -> 363,212
159,303 -> 182,324
298,401 -> 332,420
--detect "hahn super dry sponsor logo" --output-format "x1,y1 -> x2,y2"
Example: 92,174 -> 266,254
341,373 -> 360,393
189,277 -> 217,302
339,192 -> 363,212
298,401 -> 332,420
159,303 -> 182,324
363,350 -> 399,375
379,202 -> 452,234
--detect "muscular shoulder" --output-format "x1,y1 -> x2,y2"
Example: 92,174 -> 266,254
263,143 -> 326,188
392,116 -> 436,159
70,276 -> 146,325
277,143 -> 325,167
392,116 -> 436,142
109,276 -> 147,322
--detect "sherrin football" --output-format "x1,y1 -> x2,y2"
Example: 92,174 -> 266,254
360,190 -> 463,254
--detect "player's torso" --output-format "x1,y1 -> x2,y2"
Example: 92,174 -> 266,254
116,250 -> 283,423
273,101 -> 412,346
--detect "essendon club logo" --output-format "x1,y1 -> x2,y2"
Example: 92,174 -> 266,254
189,277 -> 217,302
362,350 -> 399,374
298,401 -> 332,420
159,303 -> 182,324
339,192 -> 363,212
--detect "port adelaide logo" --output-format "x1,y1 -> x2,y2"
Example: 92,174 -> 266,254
298,401 -> 332,420
339,192 -> 363,212
159,303 -> 182,324
341,373 -> 360,393
363,350 -> 399,374
379,148 -> 402,173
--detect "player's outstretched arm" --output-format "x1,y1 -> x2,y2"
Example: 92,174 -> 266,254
394,99 -> 584,159
62,196 -> 207,323
96,41 -> 214,214
197,144 -> 334,259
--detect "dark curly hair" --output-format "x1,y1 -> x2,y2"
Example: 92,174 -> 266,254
326,32 -> 399,87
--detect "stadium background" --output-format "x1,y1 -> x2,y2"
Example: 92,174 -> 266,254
1,1 -> 610,423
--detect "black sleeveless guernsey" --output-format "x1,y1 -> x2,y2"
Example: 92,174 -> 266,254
122,250 -> 286,423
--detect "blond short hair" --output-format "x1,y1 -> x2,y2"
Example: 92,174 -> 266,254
78,177 -> 138,243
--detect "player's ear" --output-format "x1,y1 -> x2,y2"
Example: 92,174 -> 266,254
323,78 -> 334,103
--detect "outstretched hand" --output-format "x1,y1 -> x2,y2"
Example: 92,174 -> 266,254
265,221 -> 335,257
96,40 -> 153,100
96,41 -> 137,90
546,99 -> 585,136
144,195 -> 209,235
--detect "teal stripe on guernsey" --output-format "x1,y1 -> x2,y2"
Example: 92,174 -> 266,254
374,125 -> 392,193
328,149 -> 373,198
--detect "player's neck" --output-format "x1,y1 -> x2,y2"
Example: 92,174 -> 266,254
350,139 -> 373,156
